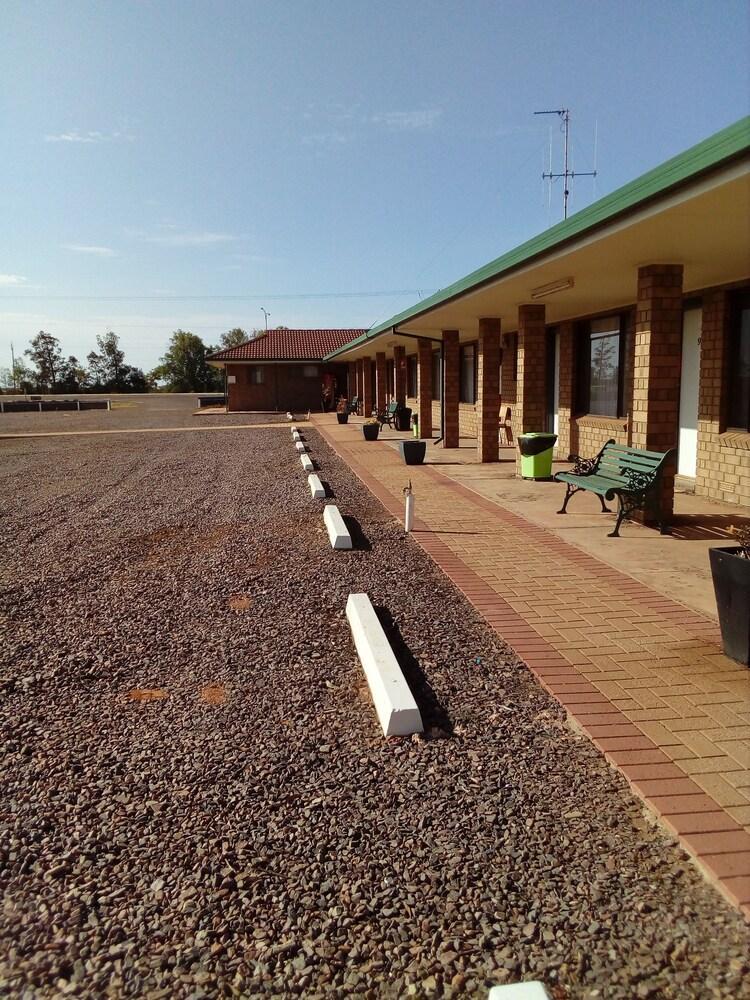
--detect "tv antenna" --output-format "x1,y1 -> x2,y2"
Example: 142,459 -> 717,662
534,108 -> 596,220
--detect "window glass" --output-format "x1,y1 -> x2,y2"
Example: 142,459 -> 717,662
729,297 -> 750,430
432,352 -> 441,400
250,367 -> 265,385
303,365 -> 319,378
588,317 -> 620,417
460,344 -> 476,404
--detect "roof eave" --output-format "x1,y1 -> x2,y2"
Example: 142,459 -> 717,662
323,115 -> 750,361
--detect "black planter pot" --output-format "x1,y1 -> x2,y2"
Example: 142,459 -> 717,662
362,424 -> 379,441
394,406 -> 412,432
709,546 -> 750,666
336,412 -> 349,424
399,440 -> 426,465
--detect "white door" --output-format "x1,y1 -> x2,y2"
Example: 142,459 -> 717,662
678,308 -> 701,478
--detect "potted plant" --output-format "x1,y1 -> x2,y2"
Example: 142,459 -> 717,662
362,417 -> 380,441
336,398 -> 349,424
709,525 -> 750,666
399,439 -> 426,465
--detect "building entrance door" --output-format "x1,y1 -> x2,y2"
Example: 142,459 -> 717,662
678,307 -> 701,479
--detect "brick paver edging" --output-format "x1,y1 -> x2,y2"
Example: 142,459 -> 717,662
310,416 -> 750,919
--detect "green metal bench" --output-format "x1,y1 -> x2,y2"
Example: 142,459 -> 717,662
376,401 -> 400,428
555,439 -> 674,538
347,395 -> 360,415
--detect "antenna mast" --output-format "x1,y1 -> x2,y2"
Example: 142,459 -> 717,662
534,108 -> 596,220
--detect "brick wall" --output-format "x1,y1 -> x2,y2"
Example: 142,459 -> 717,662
501,335 -> 519,444
228,363 -> 347,412
362,357 -> 374,417
477,318 -> 501,462
375,352 -> 387,411
443,331 -> 459,448
394,345 -> 407,404
696,290 -> 750,506
417,338 -> 433,437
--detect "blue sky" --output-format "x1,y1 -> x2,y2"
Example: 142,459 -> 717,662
2,0 -> 749,373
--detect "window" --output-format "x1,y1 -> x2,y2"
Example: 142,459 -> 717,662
728,292 -> 750,431
577,316 -> 623,417
432,351 -> 442,400
407,355 -> 418,397
303,365 -> 319,378
460,343 -> 476,404
250,366 -> 265,384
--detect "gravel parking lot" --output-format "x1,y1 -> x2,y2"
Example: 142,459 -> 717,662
0,393 -> 291,434
1,425 -> 749,998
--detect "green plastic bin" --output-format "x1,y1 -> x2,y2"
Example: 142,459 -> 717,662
518,432 -> 558,479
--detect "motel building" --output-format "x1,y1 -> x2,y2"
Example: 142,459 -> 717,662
322,116 -> 750,523
207,329 -> 362,413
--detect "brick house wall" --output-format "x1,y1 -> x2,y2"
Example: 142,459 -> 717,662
228,363 -> 348,412
696,289 -> 750,506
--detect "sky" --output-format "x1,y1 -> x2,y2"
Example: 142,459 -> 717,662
2,0 -> 749,374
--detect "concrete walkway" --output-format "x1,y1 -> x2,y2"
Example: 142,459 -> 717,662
311,413 -> 750,918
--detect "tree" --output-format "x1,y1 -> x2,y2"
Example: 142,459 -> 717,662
86,349 -> 108,390
0,359 -> 35,394
87,331 -> 127,390
25,331 -> 63,391
220,327 -> 249,349
58,356 -> 89,393
152,330 -> 217,392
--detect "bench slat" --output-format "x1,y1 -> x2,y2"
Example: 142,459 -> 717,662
604,444 -> 670,461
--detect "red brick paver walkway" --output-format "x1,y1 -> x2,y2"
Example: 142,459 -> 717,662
310,415 -> 750,919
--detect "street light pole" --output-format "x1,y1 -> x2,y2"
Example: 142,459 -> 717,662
261,307 -> 270,332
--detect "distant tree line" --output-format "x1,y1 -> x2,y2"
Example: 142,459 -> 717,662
0,326 -> 259,394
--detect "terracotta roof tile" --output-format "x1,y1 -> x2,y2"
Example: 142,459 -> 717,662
208,329 -> 364,362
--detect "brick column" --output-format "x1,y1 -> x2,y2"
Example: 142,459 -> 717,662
347,361 -> 356,402
556,321 -> 575,460
362,356 -> 374,418
375,351 -> 387,412
416,338 -> 433,438
443,330 -> 459,448
631,264 -> 684,525
517,304 -> 547,432
477,318 -> 501,463
394,345 -> 407,405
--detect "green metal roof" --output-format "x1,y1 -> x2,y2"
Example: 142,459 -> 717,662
325,115 -> 750,360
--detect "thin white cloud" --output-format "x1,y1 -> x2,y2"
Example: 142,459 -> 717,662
62,244 -> 116,257
143,231 -> 240,247
44,128 -> 135,144
371,109 -> 442,131
0,274 -> 27,286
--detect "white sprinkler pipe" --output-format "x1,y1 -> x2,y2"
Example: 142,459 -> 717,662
403,480 -> 414,533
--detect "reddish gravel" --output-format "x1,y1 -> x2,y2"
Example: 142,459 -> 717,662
1,426 -> 749,999
0,393 -> 294,434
